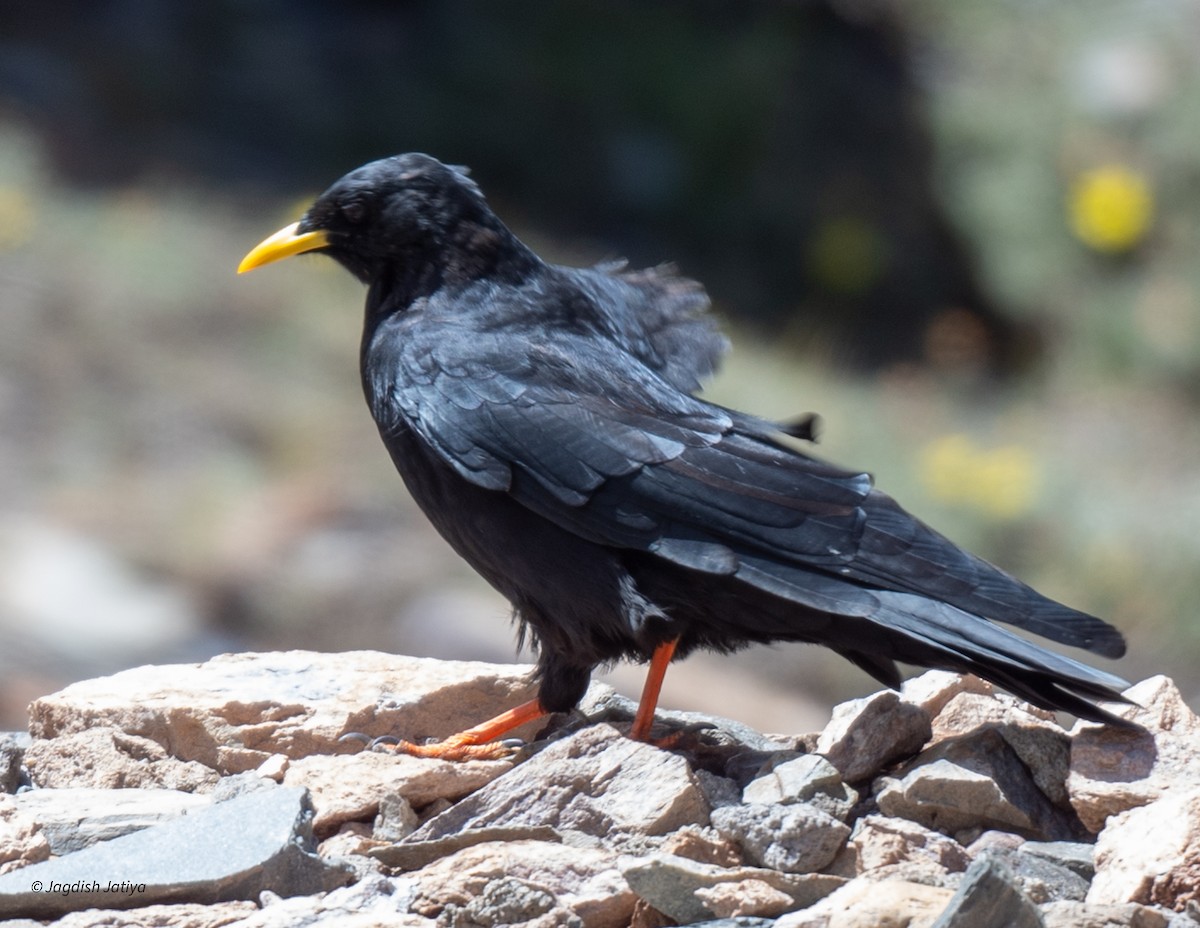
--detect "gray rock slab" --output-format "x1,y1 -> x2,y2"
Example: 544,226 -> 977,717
1019,841 -> 1095,881
0,785 -> 352,919
407,724 -> 709,842
977,846 -> 1089,904
710,802 -> 850,874
622,853 -> 843,925
931,854 -> 1043,928
14,788 -> 211,855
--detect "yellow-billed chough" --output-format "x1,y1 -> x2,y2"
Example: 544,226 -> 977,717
239,153 -> 1129,758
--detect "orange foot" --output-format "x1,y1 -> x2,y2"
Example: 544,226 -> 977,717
347,698 -> 548,761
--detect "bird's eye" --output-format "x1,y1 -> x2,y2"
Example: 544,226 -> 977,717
341,200 -> 368,224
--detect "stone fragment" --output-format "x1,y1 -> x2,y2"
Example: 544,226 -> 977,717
0,795 -> 50,876
282,748 -> 510,836
1,734 -> 25,794
1040,899 -> 1171,928
407,724 -> 708,843
0,786 -> 352,919
1019,841 -> 1095,880
975,846 -> 1089,904
23,728 -> 218,792
1089,785 -> 1200,911
815,690 -> 932,783
13,787 -> 211,855
373,825 -> 562,871
246,873 -> 426,927
661,825 -> 742,868
850,814 -> 971,878
710,802 -> 850,874
28,650 -> 543,775
1069,676 -> 1200,832
38,900 -> 261,927
932,691 -> 1071,807
408,839 -> 634,928
774,877 -> 953,928
373,792 -> 420,844
743,753 -> 858,820
931,855 -> 1042,928
876,728 -> 1081,840
253,753 -> 289,782
622,853 -> 843,925
902,671 -> 995,718
693,878 -> 795,918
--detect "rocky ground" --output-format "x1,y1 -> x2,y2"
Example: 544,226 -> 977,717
0,651 -> 1197,928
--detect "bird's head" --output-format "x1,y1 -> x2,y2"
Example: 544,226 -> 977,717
239,153 -> 530,293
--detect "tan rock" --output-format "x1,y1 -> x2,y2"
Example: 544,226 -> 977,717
44,900 -> 260,927
815,690 -> 931,783
694,878 -> 794,918
1069,675 -> 1200,832
408,838 -> 636,928
0,794 -> 50,875
932,691 -> 1070,807
283,748 -> 511,836
902,671 -> 995,718
851,814 -> 971,876
29,650 -> 542,775
23,728 -> 218,792
774,877 -> 953,928
1089,785 -> 1200,911
1040,899 -> 1170,928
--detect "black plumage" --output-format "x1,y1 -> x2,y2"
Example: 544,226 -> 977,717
239,153 -> 1129,741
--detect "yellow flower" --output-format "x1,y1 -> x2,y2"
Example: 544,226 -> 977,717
0,185 -> 35,249
1068,165 -> 1153,253
919,434 -> 1039,521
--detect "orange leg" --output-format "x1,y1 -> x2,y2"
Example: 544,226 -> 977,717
631,637 -> 680,741
383,697 -> 547,761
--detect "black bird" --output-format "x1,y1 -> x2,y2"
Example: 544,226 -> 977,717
239,153 -> 1129,758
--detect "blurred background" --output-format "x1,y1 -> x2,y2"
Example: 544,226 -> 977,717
1,0 -> 1197,732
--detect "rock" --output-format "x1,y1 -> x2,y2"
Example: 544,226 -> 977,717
774,877 -> 954,928
695,769 -> 744,809
742,753 -> 858,820
13,787 -> 211,854
1019,841 -> 1095,881
815,690 -> 932,783
1089,785 -> 1200,911
661,825 -> 743,868
245,874 -> 426,927
28,650 -> 543,775
710,802 -> 850,873
0,795 -> 50,876
373,792 -> 420,843
407,838 -> 634,928
931,855 -> 1043,928
373,825 -> 563,871
1,734 -> 25,794
975,846 -> 1089,904
902,671 -> 996,718
622,853 -> 843,925
931,692 -> 1071,807
850,814 -> 971,879
23,728 -> 219,792
876,728 -> 1081,841
694,879 -> 796,919
1069,676 -> 1200,832
0,786 -> 352,919
282,748 -> 511,836
406,725 -> 709,843
38,900 -> 261,927
1040,899 -> 1171,928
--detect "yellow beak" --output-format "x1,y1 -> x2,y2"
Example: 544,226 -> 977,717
237,222 -> 330,274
